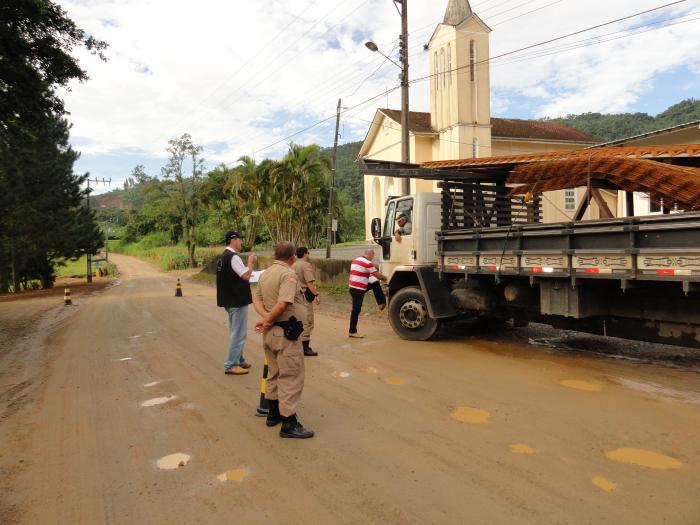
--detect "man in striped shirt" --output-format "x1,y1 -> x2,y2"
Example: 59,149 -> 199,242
348,249 -> 387,338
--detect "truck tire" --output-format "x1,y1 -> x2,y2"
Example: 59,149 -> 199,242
389,286 -> 440,341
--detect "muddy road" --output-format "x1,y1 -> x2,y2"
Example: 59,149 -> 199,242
1,253 -> 699,524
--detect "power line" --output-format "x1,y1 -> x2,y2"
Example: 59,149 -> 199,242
235,1 -> 693,160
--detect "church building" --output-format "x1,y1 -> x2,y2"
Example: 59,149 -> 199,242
358,0 -> 599,238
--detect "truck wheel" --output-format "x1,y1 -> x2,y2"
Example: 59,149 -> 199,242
389,287 -> 440,341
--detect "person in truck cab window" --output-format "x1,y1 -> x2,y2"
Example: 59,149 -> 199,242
394,213 -> 412,242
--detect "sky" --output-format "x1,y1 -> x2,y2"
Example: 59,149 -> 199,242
56,0 -> 700,193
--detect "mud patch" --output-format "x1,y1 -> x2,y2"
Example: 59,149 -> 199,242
450,406 -> 490,424
559,379 -> 602,392
217,469 -> 249,482
592,476 -> 617,492
156,453 -> 190,470
606,448 -> 682,470
141,396 -> 176,407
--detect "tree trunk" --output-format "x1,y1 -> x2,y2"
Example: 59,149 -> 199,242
10,241 -> 20,293
0,241 -> 8,293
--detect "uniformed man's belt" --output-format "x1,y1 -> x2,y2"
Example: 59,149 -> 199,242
273,316 -> 304,341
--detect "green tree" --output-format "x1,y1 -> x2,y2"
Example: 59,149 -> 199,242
160,133 -> 205,268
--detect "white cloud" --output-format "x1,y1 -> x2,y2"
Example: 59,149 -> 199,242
57,0 -> 700,166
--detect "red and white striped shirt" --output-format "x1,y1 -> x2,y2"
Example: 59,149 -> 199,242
348,256 -> 377,291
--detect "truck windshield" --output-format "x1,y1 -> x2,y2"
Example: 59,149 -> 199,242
383,201 -> 396,237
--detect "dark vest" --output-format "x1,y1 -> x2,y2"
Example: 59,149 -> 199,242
216,249 -> 252,308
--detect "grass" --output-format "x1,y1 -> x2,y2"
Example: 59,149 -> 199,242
54,256 -> 117,278
111,241 -> 221,271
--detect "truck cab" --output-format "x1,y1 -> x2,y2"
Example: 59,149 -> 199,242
371,193 -> 448,340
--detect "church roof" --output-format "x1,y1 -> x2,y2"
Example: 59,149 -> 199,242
443,0 -> 473,26
379,109 -> 599,143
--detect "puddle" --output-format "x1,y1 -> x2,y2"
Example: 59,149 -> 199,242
510,444 -> 534,455
156,453 -> 190,470
382,377 -> 404,385
559,379 -> 602,392
592,476 -> 617,492
450,406 -> 490,424
141,396 -> 176,407
332,371 -> 350,378
365,367 -> 379,374
119,357 -> 134,362
616,378 -> 700,405
606,448 -> 683,470
217,469 -> 249,482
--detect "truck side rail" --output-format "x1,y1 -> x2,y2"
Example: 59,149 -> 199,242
437,212 -> 700,287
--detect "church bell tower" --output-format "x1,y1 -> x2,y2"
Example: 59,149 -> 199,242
428,0 -> 492,160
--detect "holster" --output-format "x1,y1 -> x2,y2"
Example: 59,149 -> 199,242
274,316 -> 304,341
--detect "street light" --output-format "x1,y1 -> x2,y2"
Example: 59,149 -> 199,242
364,0 -> 410,195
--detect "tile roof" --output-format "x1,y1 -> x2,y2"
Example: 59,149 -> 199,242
422,144 -> 700,169
378,109 -> 598,142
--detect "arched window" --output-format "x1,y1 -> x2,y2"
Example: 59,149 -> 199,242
440,49 -> 446,88
469,40 -> 475,82
447,44 -> 452,85
472,138 -> 478,158
434,52 -> 439,92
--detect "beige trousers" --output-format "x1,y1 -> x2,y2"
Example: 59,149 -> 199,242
263,326 -> 305,417
301,298 -> 314,342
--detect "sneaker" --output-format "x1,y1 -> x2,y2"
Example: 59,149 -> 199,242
238,361 -> 252,369
224,366 -> 249,375
348,333 -> 365,339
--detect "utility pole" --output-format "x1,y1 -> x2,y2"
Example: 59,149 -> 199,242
397,0 -> 410,195
327,98 -> 342,259
85,177 -> 111,283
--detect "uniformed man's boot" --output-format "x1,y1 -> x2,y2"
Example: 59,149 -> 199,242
302,340 -> 318,357
280,414 -> 314,439
266,399 -> 282,427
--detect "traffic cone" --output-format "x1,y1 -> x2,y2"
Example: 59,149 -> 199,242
64,287 -> 72,306
175,278 -> 183,297
254,357 -> 270,417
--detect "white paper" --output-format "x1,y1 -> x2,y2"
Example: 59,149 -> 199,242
250,270 -> 264,283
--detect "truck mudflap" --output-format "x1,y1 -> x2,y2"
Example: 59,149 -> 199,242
414,266 -> 457,319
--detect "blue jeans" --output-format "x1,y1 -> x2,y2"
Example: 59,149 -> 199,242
225,306 -> 248,370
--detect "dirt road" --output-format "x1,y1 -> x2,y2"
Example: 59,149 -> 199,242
1,253 -> 699,524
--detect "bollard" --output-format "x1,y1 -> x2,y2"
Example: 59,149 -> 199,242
254,357 -> 270,417
175,278 -> 183,297
64,287 -> 72,306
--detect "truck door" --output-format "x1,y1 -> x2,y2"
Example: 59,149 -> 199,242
388,198 -> 414,265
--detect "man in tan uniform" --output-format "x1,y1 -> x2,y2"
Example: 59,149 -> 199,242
292,246 -> 320,357
253,242 -> 314,439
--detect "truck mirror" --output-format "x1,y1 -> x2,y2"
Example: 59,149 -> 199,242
371,218 -> 382,239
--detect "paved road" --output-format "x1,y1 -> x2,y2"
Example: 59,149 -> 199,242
1,253 -> 699,524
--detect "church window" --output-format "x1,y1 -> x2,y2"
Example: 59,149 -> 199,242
440,49 -> 445,88
472,138 -> 478,158
469,40 -> 475,82
447,44 -> 452,85
434,52 -> 438,91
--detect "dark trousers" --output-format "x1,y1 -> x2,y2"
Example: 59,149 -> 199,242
367,280 -> 386,306
349,288 -> 365,334
349,283 -> 386,333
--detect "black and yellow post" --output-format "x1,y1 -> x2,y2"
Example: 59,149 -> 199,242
175,278 -> 183,297
255,357 -> 270,417
64,287 -> 72,306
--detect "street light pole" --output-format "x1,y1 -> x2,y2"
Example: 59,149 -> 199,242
326,98 -> 342,259
367,1 -> 410,196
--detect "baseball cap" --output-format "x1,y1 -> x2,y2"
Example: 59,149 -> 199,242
225,230 -> 242,243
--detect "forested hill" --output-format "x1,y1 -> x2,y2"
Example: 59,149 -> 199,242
95,98 -> 699,212
548,98 -> 700,143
